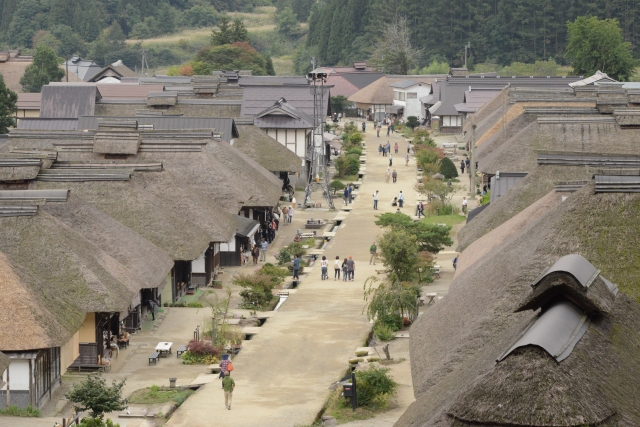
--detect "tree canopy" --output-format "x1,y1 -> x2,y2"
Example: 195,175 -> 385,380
65,375 -> 127,420
211,17 -> 248,46
192,42 -> 270,76
19,45 -> 65,93
0,74 -> 17,134
375,213 -> 453,254
369,17 -> 422,75
565,16 -> 636,81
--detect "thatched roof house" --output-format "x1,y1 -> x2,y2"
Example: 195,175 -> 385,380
398,184 -> 640,426
232,124 -> 301,173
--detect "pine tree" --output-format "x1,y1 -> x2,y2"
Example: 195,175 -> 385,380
0,74 -> 18,134
19,45 -> 65,93
439,157 -> 458,180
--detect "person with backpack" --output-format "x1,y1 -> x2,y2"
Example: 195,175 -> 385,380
369,242 -> 377,265
219,354 -> 231,382
342,258 -> 349,282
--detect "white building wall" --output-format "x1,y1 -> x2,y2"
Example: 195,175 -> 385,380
1,360 -> 30,391
191,250 -> 206,274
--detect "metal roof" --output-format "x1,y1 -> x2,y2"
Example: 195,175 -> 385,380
17,118 -> 78,131
0,189 -> 69,201
40,85 -> 100,118
489,172 -> 527,204
341,73 -> 385,90
236,215 -> 260,238
254,116 -> 314,129
569,71 -> 617,87
389,79 -> 423,89
498,299 -> 589,363
532,254 -> 600,289
538,152 -> 640,167
241,85 -> 330,118
594,174 -> 640,193
77,116 -> 239,142
239,76 -> 309,86
16,93 -> 41,110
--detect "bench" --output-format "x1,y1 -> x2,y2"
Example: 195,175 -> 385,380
149,352 -> 160,365
176,345 -> 187,358
69,364 -> 110,373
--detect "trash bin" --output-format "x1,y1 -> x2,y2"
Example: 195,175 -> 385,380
169,378 -> 177,388
342,383 -> 353,397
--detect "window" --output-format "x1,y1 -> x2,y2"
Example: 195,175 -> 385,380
393,91 -> 400,100
407,92 -> 417,99
399,92 -> 406,101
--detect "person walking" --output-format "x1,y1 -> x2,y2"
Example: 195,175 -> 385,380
381,145 -> 386,157
385,168 -> 391,183
394,142 -> 399,154
293,254 -> 300,280
343,186 -> 349,205
219,354 -> 230,381
407,142 -> 411,154
369,242 -> 377,265
391,123 -> 395,133
222,371 -> 235,410
148,299 -> 158,321
378,144 -> 383,156
462,196 -> 468,214
452,256 -> 458,271
282,206 -> 289,225
334,256 -> 341,280
460,160 -> 465,174
348,184 -> 353,203
392,169 -> 398,183
376,123 -> 381,137
386,141 -> 391,153
386,124 -> 391,136
260,238 -> 268,261
465,157 -> 470,171
398,191 -> 405,208
362,121 -> 366,132
373,190 -> 379,210
342,258 -> 349,282
405,153 -> 410,166
389,154 -> 393,167
320,256 -> 329,280
288,206 -> 294,224
417,201 -> 425,218
251,245 -> 260,265
347,256 -> 355,281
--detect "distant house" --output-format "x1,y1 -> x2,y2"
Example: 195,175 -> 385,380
389,80 -> 431,118
63,57 -> 102,82
15,93 -> 41,122
87,60 -> 139,83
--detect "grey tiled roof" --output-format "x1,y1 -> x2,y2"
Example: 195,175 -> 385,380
241,85 -> 330,117
40,85 -> 100,119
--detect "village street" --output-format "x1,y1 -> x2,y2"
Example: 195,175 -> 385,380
0,123 -> 465,427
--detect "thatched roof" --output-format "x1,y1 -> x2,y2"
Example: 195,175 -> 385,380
0,351 -> 8,376
233,125 -> 301,173
458,165 -> 593,251
348,77 -> 393,105
0,201 -> 172,351
398,184 -> 640,427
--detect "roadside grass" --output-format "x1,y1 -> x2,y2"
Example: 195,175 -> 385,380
129,385 -> 194,406
322,387 -> 384,423
0,405 -> 40,417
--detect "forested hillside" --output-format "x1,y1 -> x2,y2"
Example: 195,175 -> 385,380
306,0 -> 640,68
0,0 -> 266,56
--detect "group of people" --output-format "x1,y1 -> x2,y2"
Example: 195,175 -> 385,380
219,354 -> 235,410
342,184 -> 355,206
319,255 -> 356,281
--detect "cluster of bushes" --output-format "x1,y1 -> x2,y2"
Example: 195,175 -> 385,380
163,301 -> 204,308
182,339 -> 220,365
334,124 -> 364,178
233,263 -> 288,308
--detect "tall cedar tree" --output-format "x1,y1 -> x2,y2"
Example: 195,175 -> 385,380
19,45 -> 65,93
565,16 -> 636,81
0,74 -> 18,134
211,17 -> 248,45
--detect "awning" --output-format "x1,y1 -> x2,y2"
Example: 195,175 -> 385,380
388,105 -> 404,113
428,101 -> 442,114
420,95 -> 435,104
236,215 -> 260,238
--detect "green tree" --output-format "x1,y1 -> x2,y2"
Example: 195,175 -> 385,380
19,45 -> 65,93
192,42 -> 269,75
276,6 -> 299,37
375,213 -> 453,253
565,16 -> 635,81
377,228 -> 420,282
231,18 -> 248,43
439,157 -> 458,179
363,276 -> 418,322
65,375 -> 127,420
406,116 -> 419,130
265,55 -> 276,76
0,75 -> 18,134
330,95 -> 350,114
212,16 -> 233,45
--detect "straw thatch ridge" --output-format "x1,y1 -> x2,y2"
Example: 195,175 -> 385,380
348,77 -> 392,105
233,125 -> 301,173
457,165 -> 593,251
397,184 -> 640,427
0,251 -> 81,351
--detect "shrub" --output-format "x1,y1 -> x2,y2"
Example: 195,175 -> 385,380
330,179 -> 345,194
335,155 -> 360,177
181,351 -> 218,365
374,324 -> 395,341
426,201 -> 459,216
374,312 -> 403,331
346,146 -> 363,156
233,273 -> 277,308
187,302 -> 204,308
348,132 -> 364,144
354,366 -> 397,408
355,351 -> 369,357
260,263 -> 288,283
480,191 -> 490,205
186,339 -> 219,357
78,418 -> 120,427
412,129 -> 435,147
406,116 -> 419,129
439,157 -> 458,179
415,146 -> 443,170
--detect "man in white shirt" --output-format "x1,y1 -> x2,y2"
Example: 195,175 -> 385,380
462,197 -> 468,214
398,191 -> 405,208
373,190 -> 379,210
